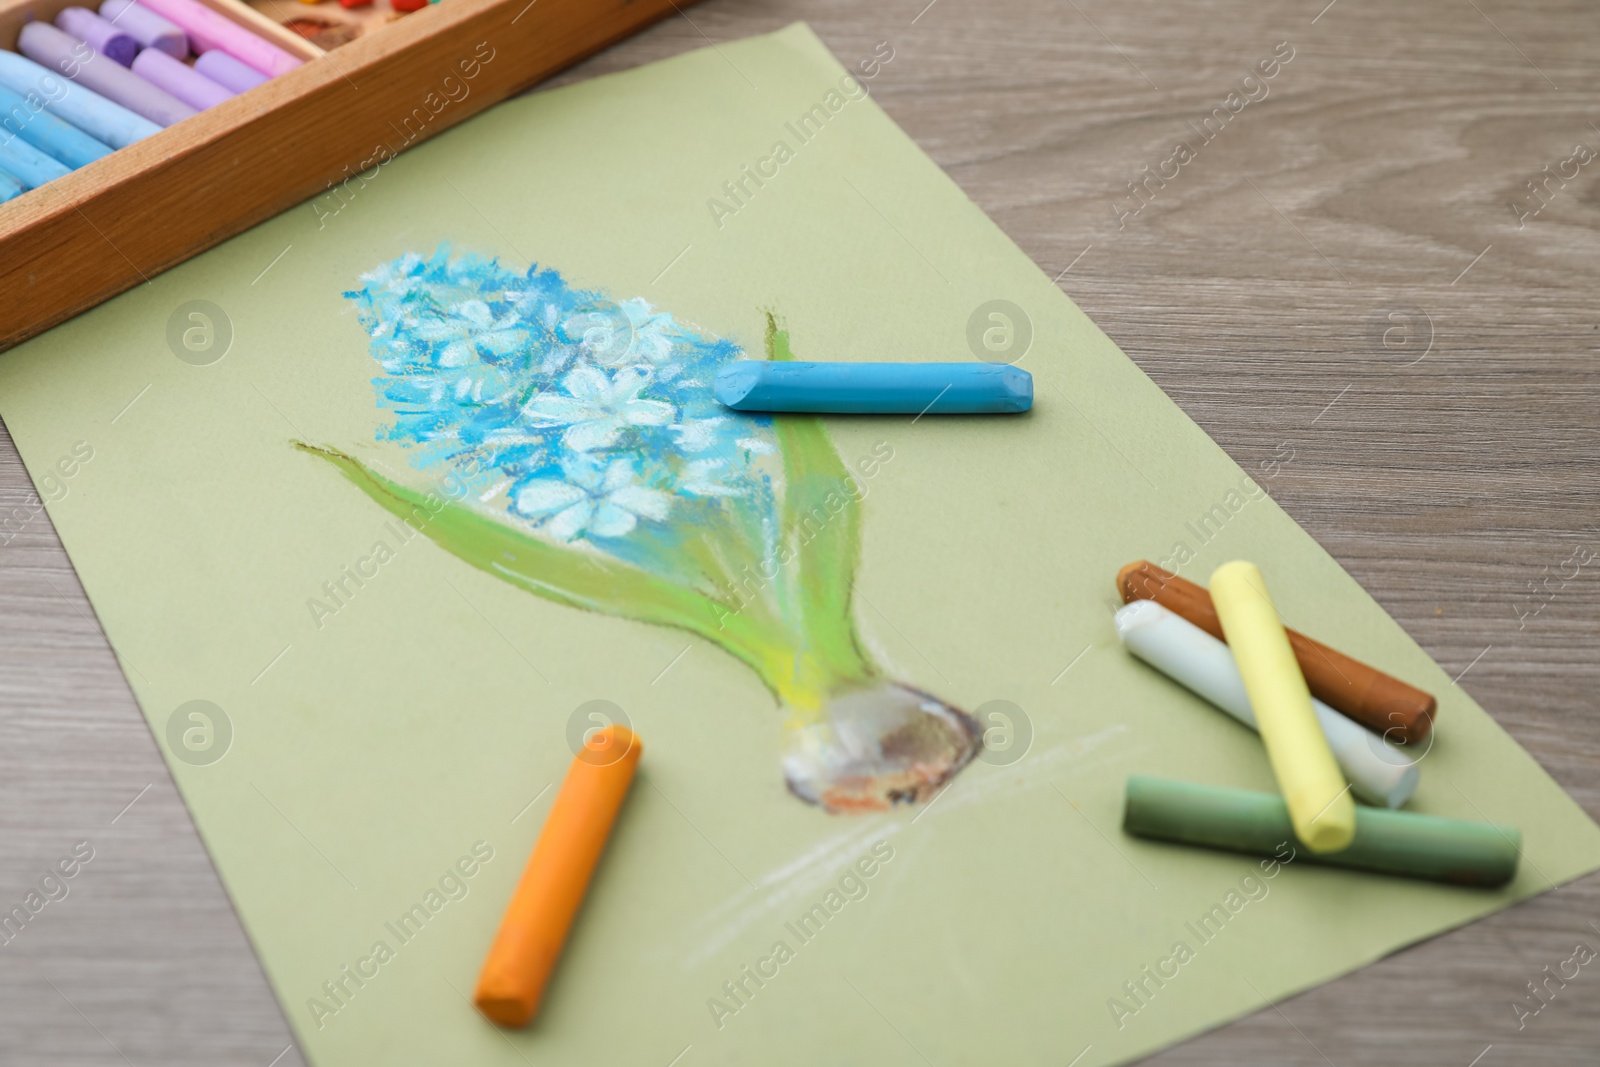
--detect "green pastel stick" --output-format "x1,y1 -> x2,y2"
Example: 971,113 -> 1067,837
1123,775 -> 1521,888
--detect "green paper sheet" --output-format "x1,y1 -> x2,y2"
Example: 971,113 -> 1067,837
1,23 -> 1596,1067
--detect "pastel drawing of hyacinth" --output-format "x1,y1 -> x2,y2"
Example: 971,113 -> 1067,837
300,244 -> 979,813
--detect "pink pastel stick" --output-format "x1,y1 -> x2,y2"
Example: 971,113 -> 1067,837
56,7 -> 139,66
194,49 -> 266,93
131,47 -> 233,110
18,22 -> 196,127
130,0 -> 300,77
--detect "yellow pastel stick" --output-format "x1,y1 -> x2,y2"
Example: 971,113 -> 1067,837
1209,561 -> 1355,853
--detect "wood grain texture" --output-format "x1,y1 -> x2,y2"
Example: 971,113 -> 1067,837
3,0 -> 1599,1063
0,0 -> 324,65
0,0 -> 686,351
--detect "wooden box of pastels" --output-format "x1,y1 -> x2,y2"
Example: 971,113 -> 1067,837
0,0 -> 681,349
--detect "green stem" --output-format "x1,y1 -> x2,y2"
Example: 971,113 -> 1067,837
764,314 -> 881,696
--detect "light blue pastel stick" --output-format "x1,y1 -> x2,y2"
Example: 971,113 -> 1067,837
0,130 -> 71,188
0,85 -> 112,168
0,167 -> 24,202
0,51 -> 161,149
715,360 -> 1034,414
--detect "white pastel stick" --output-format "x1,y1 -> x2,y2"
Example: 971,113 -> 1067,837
1114,599 -> 1420,809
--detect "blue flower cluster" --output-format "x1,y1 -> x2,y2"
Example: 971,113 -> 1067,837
347,245 -> 777,556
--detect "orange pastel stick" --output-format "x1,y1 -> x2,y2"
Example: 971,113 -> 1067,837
474,725 -> 641,1027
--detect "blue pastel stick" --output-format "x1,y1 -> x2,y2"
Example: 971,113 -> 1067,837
0,85 -> 113,168
0,131 -> 71,188
715,360 -> 1034,414
0,51 -> 162,149
0,167 -> 24,202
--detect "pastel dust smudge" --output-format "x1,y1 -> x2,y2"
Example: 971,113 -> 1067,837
298,244 -> 979,813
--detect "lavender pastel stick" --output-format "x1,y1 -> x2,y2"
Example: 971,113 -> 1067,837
193,49 -> 265,94
131,48 -> 232,110
19,22 -> 196,127
0,84 -> 114,168
135,0 -> 300,77
99,0 -> 189,59
0,51 -> 160,149
56,7 -> 139,66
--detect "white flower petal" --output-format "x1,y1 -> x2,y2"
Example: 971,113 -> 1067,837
563,364 -> 611,402
522,396 -> 603,425
608,485 -> 671,521
608,365 -> 652,398
621,399 -> 676,427
456,300 -> 493,328
670,418 -> 723,453
476,328 -> 527,355
515,479 -> 586,516
560,454 -> 606,491
564,418 -> 624,452
438,339 -> 477,367
588,502 -> 638,538
601,458 -> 636,493
545,500 -> 593,542
679,459 -> 744,498
413,317 -> 462,343
678,460 -> 745,502
541,346 -> 578,376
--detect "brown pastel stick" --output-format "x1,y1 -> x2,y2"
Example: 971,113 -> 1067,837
1116,561 -> 1437,745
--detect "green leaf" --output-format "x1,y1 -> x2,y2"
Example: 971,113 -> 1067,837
763,314 -> 878,693
295,442 -> 804,701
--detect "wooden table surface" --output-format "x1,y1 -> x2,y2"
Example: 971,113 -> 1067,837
3,0 -> 1598,1063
